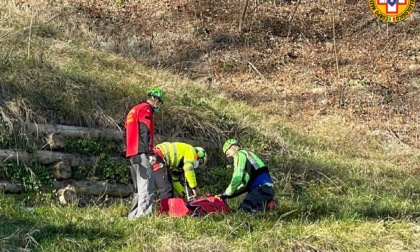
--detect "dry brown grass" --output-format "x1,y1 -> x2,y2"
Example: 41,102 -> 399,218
1,2 -> 420,252
30,0 -> 417,150
1,0 -> 419,170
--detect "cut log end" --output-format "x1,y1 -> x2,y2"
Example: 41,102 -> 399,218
47,132 -> 66,150
57,185 -> 79,205
49,161 -> 72,180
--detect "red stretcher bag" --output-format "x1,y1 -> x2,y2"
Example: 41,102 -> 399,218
159,196 -> 230,217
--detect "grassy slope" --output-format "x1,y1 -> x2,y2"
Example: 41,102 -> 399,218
0,1 -> 419,251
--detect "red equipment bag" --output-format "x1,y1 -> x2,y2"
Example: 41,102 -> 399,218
187,196 -> 230,216
158,196 -> 230,217
159,198 -> 192,217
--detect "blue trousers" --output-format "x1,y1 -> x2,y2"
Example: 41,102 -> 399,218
239,184 -> 274,213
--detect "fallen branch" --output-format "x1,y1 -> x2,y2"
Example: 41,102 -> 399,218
247,61 -> 277,94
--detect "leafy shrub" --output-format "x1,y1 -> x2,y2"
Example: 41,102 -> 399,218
96,160 -> 130,184
64,137 -> 115,158
0,160 -> 54,192
73,160 -> 130,184
0,122 -> 13,149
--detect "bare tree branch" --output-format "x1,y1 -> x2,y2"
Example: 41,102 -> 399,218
239,0 -> 249,33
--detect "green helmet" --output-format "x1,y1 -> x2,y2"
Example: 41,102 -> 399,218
223,139 -> 239,154
148,87 -> 165,104
195,147 -> 207,167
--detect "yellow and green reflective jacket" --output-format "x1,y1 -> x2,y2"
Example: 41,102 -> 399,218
224,149 -> 269,197
155,142 -> 198,192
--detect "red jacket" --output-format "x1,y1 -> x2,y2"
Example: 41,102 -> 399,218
125,102 -> 155,157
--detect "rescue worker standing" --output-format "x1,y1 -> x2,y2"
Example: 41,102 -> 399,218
125,87 -> 165,219
149,142 -> 207,200
216,139 -> 276,213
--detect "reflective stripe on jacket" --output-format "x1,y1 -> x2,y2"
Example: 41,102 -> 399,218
155,142 -> 198,189
224,149 -> 271,198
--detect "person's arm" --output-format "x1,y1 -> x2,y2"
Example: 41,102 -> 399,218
223,152 -> 247,198
183,146 -> 199,191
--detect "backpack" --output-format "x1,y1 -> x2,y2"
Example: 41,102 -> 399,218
159,196 -> 230,217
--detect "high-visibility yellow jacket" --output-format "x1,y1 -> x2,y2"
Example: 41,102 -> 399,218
155,142 -> 199,196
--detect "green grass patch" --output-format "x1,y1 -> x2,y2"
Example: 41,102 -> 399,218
1,194 -> 419,252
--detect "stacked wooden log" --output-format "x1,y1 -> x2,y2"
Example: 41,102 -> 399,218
0,149 -> 101,180
0,122 -> 217,200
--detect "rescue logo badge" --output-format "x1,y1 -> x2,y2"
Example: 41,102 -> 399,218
368,0 -> 416,23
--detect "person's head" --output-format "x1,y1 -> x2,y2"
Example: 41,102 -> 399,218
222,138 -> 239,158
147,87 -> 165,110
194,147 -> 207,169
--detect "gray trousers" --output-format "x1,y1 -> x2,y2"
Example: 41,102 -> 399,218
154,165 -> 174,199
128,153 -> 154,219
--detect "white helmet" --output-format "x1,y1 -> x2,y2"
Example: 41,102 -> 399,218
195,147 -> 207,168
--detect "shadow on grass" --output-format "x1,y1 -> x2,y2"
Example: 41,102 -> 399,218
1,30 -> 418,229
0,205 -> 124,251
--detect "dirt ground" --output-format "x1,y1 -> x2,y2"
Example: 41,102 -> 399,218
55,0 -> 420,148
